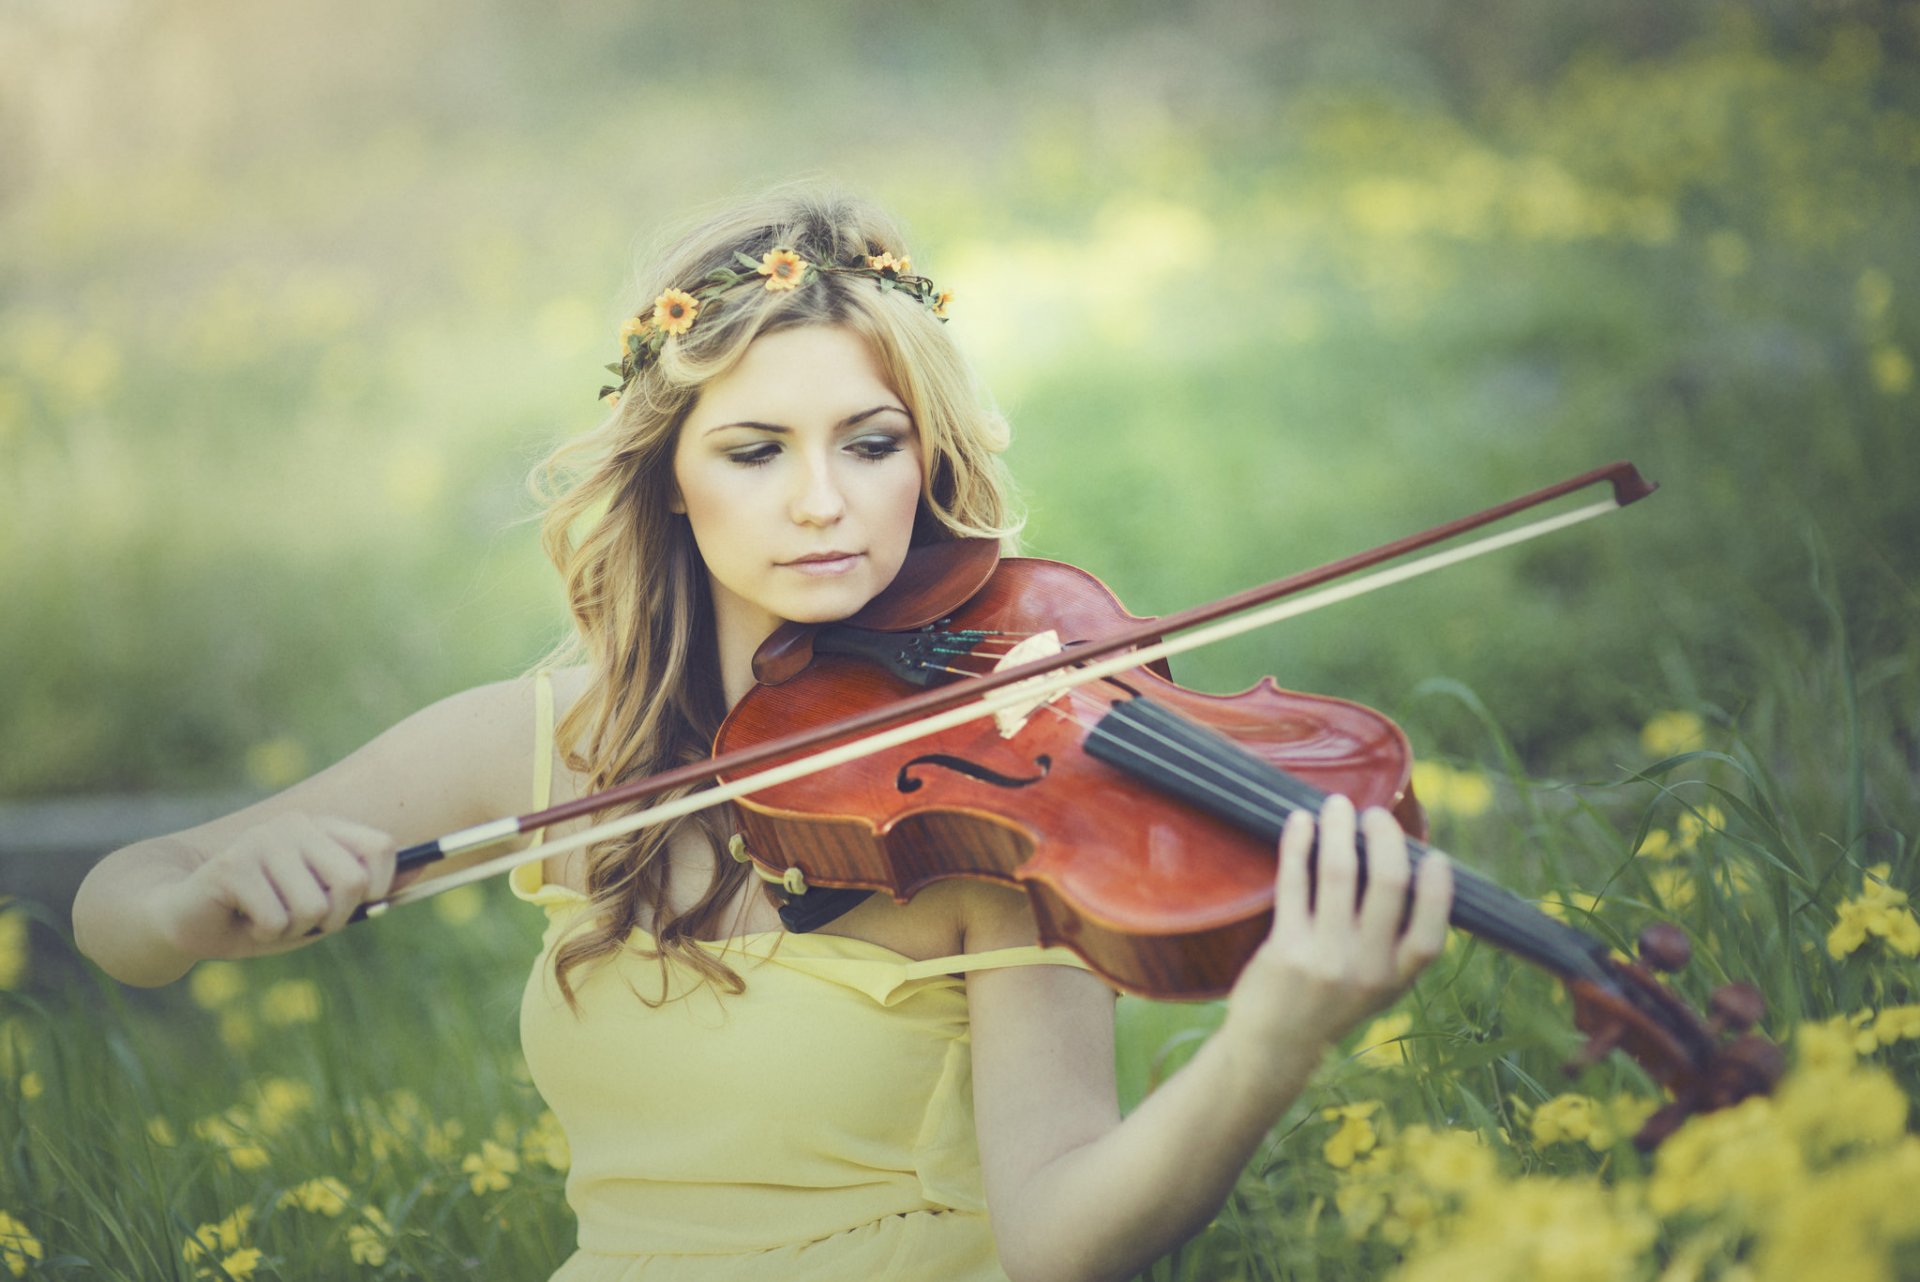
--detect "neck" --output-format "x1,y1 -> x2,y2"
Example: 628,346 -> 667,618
709,585 -> 782,709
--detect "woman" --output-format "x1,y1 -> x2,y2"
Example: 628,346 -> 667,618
72,186 -> 1452,1282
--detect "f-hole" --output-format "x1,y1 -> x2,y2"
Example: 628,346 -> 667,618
897,754 -> 1053,794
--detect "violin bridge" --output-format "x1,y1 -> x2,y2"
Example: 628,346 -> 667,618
991,629 -> 1066,738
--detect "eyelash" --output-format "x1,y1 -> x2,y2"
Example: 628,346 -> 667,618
728,437 -> 904,468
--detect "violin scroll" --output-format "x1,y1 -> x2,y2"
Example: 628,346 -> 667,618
1564,922 -> 1785,1149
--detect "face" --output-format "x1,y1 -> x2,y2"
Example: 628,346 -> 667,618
672,324 -> 924,652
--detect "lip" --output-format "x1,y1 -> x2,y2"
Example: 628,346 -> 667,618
780,551 -> 863,576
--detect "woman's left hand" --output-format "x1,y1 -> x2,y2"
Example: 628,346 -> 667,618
1217,794 -> 1453,1104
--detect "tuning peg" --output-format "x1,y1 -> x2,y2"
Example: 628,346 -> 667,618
1708,983 -> 1766,1035
1637,922 -> 1692,973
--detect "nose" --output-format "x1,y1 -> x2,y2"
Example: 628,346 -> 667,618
789,449 -> 847,527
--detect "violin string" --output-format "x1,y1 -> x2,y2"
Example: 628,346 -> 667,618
932,669 -> 1595,973
1029,697 -> 1598,974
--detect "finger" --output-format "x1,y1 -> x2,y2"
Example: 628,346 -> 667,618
265,846 -> 331,937
1312,794 -> 1360,942
320,817 -> 399,900
1354,807 -> 1411,949
1274,809 -> 1315,941
226,862 -> 291,941
1395,851 -> 1454,985
307,843 -> 374,935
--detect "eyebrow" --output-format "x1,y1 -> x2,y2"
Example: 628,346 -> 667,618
701,404 -> 908,437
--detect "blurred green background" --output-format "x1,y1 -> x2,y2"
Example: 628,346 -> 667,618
3,6 -> 1920,1277
1,0 -> 1915,807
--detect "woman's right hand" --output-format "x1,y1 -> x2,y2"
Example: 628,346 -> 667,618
151,815 -> 400,960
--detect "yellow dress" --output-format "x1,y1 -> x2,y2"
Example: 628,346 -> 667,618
512,672 -> 1090,1281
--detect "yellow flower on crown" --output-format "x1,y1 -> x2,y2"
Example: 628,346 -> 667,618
651,289 -> 700,335
599,246 -> 949,403
758,248 -> 807,291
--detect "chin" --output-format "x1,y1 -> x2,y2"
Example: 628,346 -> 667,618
777,581 -> 882,625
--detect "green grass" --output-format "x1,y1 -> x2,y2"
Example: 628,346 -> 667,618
5,6 -> 1919,1279
7,617 -> 1917,1277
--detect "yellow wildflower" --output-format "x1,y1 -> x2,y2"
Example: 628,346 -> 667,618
279,1176 -> 352,1217
650,288 -> 699,335
188,961 -> 246,1010
423,1117 -> 466,1162
1796,1016 -> 1861,1073
1410,760 -> 1493,819
865,251 -> 912,276
1712,859 -> 1762,898
182,1206 -> 254,1261
931,289 -> 954,317
1873,1004 -> 1920,1046
243,737 -> 307,790
148,1116 -> 178,1147
1648,1094 -> 1804,1222
261,979 -> 321,1025
193,1113 -> 270,1171
1827,864 -> 1920,959
1400,1125 -> 1496,1194
1872,345 -> 1913,396
1674,803 -> 1725,852
522,1110 -> 571,1171
0,908 -> 27,990
1640,710 -> 1706,757
1334,1181 -> 1388,1237
347,1207 -> 393,1266
1757,1131 -> 1920,1279
17,1074 -> 38,1101
1649,867 -> 1694,911
251,1077 -> 315,1133
1355,1010 -> 1411,1066
1538,890 -> 1602,923
618,314 -> 649,351
1320,1101 -> 1381,1168
0,1211 -> 43,1277
757,247 -> 807,291
1776,1060 -> 1908,1158
217,1009 -> 255,1051
1396,1176 -> 1656,1282
210,1247 -> 263,1281
1636,828 -> 1675,860
1530,1094 -> 1603,1147
462,1139 -> 520,1194
430,883 -> 485,926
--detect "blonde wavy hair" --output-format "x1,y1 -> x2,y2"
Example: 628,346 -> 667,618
530,185 -> 1020,1009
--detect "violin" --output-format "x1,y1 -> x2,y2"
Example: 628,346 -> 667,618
371,461 -> 1783,1146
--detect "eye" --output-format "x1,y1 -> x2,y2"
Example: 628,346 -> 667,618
727,444 -> 780,468
851,434 -> 906,461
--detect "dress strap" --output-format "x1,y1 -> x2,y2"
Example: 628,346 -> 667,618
898,944 -> 1092,981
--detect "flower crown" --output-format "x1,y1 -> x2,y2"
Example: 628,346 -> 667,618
599,247 -> 953,404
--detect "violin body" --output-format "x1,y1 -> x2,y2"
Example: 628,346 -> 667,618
717,557 -> 1425,999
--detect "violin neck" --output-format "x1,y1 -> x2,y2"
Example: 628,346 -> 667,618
1084,696 -> 1614,987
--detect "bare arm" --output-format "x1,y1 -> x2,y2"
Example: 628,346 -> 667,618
968,797 -> 1453,1282
71,674 -> 550,987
